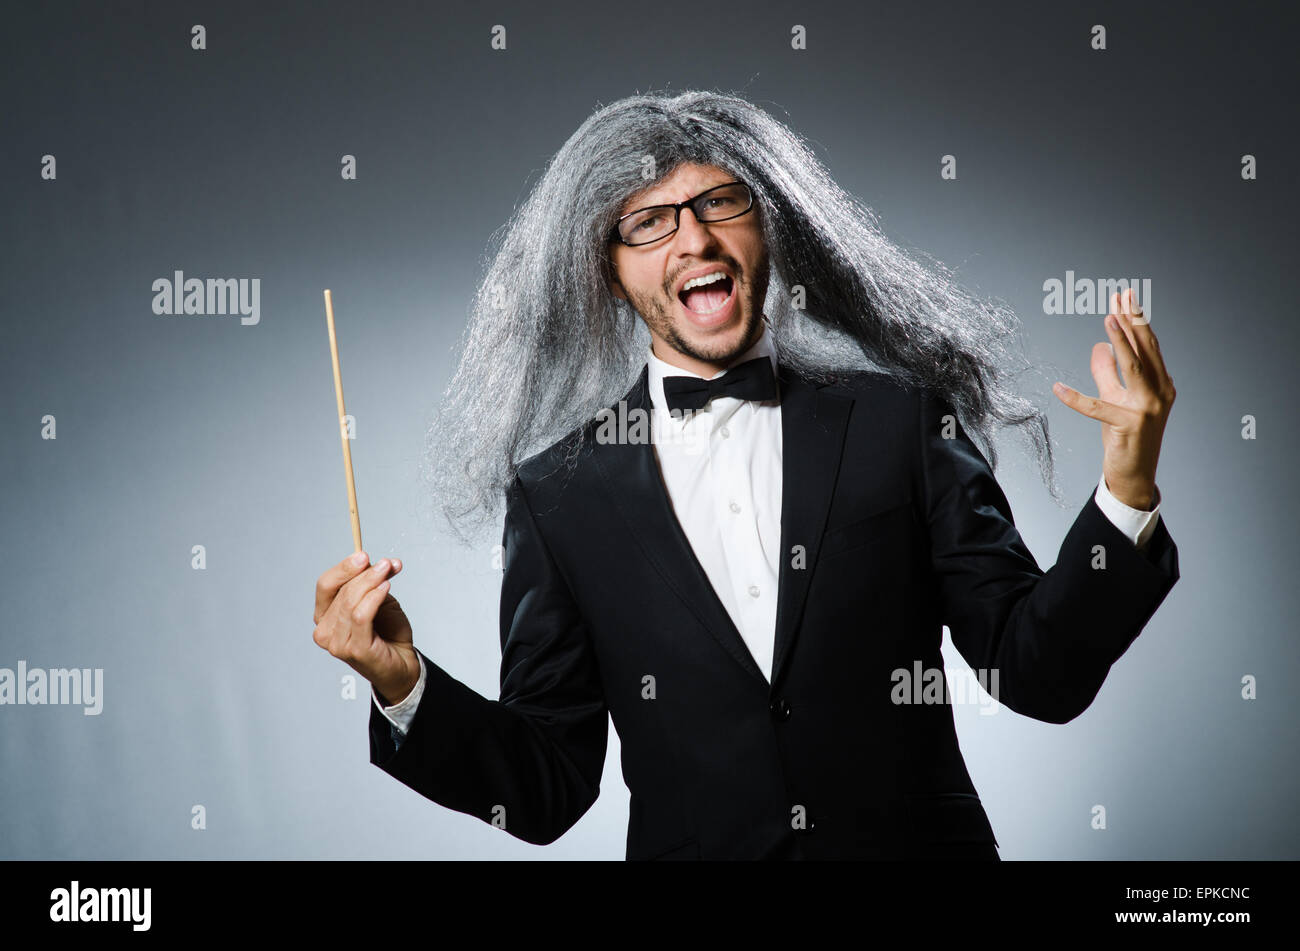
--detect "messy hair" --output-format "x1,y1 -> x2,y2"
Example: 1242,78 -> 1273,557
420,88 -> 1059,544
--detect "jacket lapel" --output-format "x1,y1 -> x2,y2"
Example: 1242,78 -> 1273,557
593,366 -> 767,686
591,362 -> 854,692
771,367 -> 853,689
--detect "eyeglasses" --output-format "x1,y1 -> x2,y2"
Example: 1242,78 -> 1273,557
611,181 -> 755,247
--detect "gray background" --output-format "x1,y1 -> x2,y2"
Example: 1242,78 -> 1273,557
1,0 -> 1295,859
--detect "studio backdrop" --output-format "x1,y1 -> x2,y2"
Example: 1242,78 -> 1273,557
1,0 -> 1296,859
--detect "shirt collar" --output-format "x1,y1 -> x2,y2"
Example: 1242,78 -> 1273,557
646,319 -> 778,413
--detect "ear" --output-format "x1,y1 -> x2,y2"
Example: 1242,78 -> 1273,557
607,257 -> 628,301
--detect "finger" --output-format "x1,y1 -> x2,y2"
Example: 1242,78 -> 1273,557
341,558 -> 395,608
1118,287 -> 1143,319
1089,341 -> 1125,402
321,553 -> 400,628
351,579 -> 392,635
1117,289 -> 1171,387
1103,311 -> 1147,392
329,562 -> 395,656
1109,292 -> 1142,359
1052,381 -> 1129,426
315,550 -> 371,623
1119,286 -> 1149,326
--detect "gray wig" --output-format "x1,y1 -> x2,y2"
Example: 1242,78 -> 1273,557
420,88 -> 1060,544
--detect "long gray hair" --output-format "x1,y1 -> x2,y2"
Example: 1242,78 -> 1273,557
419,88 -> 1060,544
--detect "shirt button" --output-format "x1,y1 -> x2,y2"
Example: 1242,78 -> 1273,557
719,426 -> 730,438
729,501 -> 741,514
748,585 -> 760,598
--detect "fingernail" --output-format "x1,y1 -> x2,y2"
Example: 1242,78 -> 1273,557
392,559 -> 402,571
352,551 -> 367,566
375,558 -> 390,572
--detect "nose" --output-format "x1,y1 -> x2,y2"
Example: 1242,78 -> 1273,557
672,206 -> 718,252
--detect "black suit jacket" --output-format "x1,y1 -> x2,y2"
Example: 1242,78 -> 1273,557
368,364 -> 1179,859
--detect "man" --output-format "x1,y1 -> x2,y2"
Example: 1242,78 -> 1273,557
312,91 -> 1178,859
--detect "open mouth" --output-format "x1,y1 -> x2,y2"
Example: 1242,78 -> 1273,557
677,274 -> 735,317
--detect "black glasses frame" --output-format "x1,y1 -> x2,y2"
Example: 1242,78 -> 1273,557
611,181 -> 755,247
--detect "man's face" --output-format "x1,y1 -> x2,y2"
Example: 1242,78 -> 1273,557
608,162 -> 770,376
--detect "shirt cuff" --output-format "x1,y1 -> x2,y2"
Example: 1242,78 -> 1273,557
371,653 -> 426,736
1094,474 -> 1162,550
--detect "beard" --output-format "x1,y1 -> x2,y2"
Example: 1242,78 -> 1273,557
625,248 -> 771,368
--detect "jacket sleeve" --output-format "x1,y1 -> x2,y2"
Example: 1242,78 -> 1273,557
917,389 -> 1180,724
368,474 -> 609,845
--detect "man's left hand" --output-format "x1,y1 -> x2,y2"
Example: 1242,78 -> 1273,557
1052,287 -> 1176,511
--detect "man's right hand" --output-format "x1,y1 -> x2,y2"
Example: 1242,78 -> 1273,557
313,551 -> 421,706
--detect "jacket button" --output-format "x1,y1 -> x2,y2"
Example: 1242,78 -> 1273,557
770,698 -> 791,720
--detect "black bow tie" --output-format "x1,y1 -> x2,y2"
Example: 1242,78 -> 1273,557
660,356 -> 778,413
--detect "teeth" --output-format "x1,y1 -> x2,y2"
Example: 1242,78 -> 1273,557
681,271 -> 728,291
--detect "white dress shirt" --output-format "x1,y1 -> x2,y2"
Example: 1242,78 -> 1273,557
375,324 -> 1163,736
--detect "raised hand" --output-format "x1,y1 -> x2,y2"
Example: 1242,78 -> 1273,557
1052,287 -> 1176,510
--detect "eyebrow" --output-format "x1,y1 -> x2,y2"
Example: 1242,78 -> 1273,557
621,181 -> 734,215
